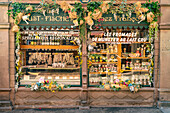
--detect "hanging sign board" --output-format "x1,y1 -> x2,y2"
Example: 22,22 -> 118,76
19,8 -> 73,25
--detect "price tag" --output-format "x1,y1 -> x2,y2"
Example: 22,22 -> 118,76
55,76 -> 59,79
48,76 -> 52,79
69,76 -> 73,79
24,75 -> 30,80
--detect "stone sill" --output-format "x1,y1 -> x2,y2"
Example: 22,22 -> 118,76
0,88 -> 11,91
158,88 -> 170,92
17,87 -> 154,92
17,87 -> 82,92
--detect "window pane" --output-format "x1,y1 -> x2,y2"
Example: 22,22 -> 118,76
20,30 -> 81,86
88,28 -> 152,87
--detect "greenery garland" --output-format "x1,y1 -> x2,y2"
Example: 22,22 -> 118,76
8,0 -> 161,92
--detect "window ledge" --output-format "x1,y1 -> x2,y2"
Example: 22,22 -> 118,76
17,87 -> 82,92
17,87 -> 155,92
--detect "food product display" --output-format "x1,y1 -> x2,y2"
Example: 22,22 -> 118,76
20,31 -> 81,85
88,29 -> 151,86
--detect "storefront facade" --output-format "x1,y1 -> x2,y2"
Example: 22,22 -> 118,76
0,0 -> 170,110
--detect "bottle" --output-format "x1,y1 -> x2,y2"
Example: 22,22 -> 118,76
124,48 -> 126,53
105,65 -> 107,72
47,36 -> 50,45
52,36 -> 54,45
42,36 -> 45,45
100,65 -> 103,72
45,36 -> 47,45
126,61 -> 129,70
31,34 -> 34,45
34,35 -> 37,45
130,62 -> 133,70
50,36 -> 52,45
57,37 -> 60,45
27,35 -> 30,45
60,38 -> 63,45
40,35 -> 42,45
53,36 -> 56,45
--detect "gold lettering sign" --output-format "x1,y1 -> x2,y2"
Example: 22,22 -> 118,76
29,12 -> 139,22
30,15 -> 70,22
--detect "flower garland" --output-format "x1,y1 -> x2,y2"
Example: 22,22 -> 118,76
26,77 -> 70,92
96,79 -> 141,93
15,31 -> 22,91
8,0 -> 161,91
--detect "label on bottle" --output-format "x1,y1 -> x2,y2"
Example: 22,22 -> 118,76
48,76 -> 52,79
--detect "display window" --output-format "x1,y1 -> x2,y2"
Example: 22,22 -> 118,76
20,30 -> 81,86
88,28 -> 152,87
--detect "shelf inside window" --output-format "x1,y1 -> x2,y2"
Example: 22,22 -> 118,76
121,57 -> 150,59
121,70 -> 149,72
91,62 -> 117,64
89,72 -> 117,74
20,45 -> 79,50
22,66 -> 80,70
90,52 -> 118,54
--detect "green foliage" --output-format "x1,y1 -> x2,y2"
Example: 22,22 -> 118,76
7,2 -> 26,19
40,1 -> 59,10
112,86 -> 121,91
73,3 -> 85,22
143,1 -> 161,22
80,22 -> 86,42
87,2 -> 102,12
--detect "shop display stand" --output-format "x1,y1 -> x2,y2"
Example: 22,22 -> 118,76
19,30 -> 81,86
88,29 -> 151,87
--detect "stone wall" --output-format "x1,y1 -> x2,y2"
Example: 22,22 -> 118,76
0,0 -> 169,110
159,0 -> 170,107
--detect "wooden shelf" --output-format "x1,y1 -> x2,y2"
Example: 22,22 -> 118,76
20,45 -> 79,50
90,52 -> 118,54
121,70 -> 149,72
121,57 -> 150,59
29,67 -> 80,70
91,62 -> 117,64
89,72 -> 117,74
131,42 -> 150,44
93,41 -> 150,44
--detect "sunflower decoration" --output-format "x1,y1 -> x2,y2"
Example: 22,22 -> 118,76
140,8 -> 149,13
91,9 -> 103,20
147,12 -> 155,23
68,4 -> 77,19
134,1 -> 141,10
85,12 -> 94,30
12,24 -> 20,32
26,5 -> 33,11
58,2 -> 70,12
73,19 -> 84,26
100,1 -> 110,13
14,12 -> 24,24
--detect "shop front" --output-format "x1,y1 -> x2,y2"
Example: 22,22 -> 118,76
0,0 -> 165,110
